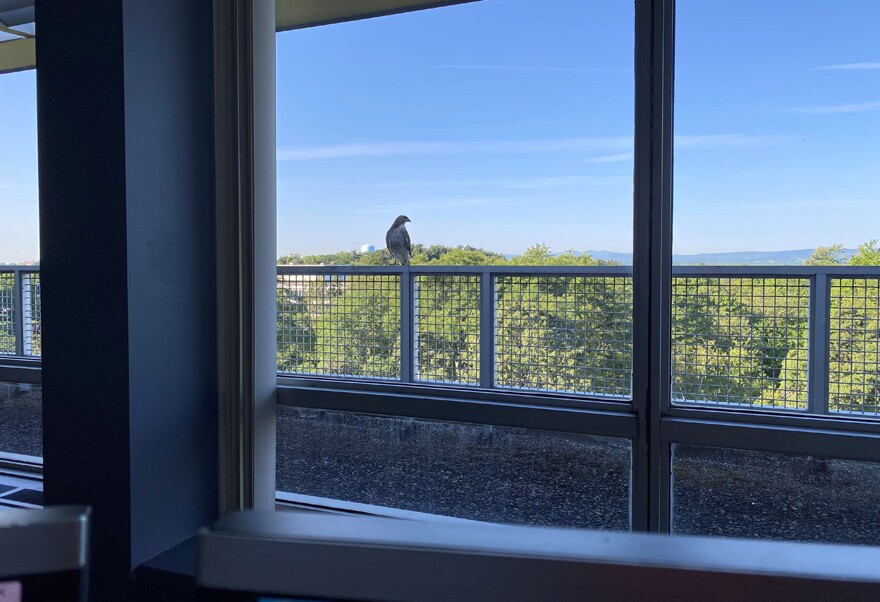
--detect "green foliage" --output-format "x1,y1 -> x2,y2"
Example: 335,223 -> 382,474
828,279 -> 880,413
276,285 -> 316,373
805,244 -> 845,266
415,275 -> 481,384
278,243 -> 610,268
0,275 -> 14,354
671,278 -> 809,408
494,275 -> 632,395
848,240 -> 880,266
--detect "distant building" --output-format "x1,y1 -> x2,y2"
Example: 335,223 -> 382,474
360,244 -> 375,253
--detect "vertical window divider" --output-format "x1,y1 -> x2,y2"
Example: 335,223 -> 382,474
632,0 -> 675,533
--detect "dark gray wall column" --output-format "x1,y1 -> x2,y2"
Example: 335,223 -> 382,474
36,1 -> 218,599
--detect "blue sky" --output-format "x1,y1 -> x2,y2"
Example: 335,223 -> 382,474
1,0 -> 878,262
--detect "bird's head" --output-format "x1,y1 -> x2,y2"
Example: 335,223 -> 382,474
392,215 -> 411,227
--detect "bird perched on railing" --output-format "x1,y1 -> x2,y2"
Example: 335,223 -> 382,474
386,215 -> 412,266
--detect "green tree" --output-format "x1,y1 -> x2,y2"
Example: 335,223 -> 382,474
805,244 -> 845,266
311,276 -> 400,378
276,284 -> 316,372
848,240 -> 880,266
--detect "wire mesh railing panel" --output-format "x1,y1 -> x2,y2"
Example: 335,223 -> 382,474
414,274 -> 481,386
23,272 -> 41,357
0,272 -> 14,355
671,277 -> 810,409
277,273 -> 401,380
829,278 -> 880,415
494,275 -> 633,397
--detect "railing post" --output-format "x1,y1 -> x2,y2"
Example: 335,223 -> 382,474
13,269 -> 24,357
400,268 -> 414,383
479,271 -> 495,388
808,273 -> 830,414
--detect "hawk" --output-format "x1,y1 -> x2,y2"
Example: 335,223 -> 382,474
386,215 -> 412,265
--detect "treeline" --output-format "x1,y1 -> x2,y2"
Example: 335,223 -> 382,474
805,240 -> 880,266
278,243 -> 616,267
275,241 -> 879,415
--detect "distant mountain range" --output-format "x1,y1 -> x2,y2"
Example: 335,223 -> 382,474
572,248 -> 858,266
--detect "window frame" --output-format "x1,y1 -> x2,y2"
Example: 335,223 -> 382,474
2,0 -> 880,541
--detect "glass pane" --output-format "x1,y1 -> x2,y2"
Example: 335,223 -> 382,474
0,70 -> 39,266
673,2 -> 880,411
277,406 -> 631,530
672,444 -> 880,546
276,0 -> 636,398
0,382 -> 42,458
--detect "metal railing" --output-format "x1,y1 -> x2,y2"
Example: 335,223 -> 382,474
277,265 -> 880,416
3,264 -> 879,415
0,266 -> 41,358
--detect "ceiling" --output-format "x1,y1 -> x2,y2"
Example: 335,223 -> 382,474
0,0 -> 476,76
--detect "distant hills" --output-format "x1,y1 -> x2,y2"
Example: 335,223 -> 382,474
571,248 -> 858,266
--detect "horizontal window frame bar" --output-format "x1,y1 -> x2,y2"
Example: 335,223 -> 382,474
279,375 -> 632,408
276,491 -> 487,525
281,374 -> 633,409
0,451 -> 42,473
662,417 -> 880,464
3,363 -> 877,434
0,360 -> 41,384
667,404 -> 880,433
277,384 -> 638,440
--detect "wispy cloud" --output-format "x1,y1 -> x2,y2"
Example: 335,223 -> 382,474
673,134 -> 788,149
278,137 -> 632,160
816,62 -> 880,71
279,134 -> 783,161
789,101 -> 880,114
583,152 -> 633,164
354,195 -> 536,216
428,64 -> 625,74
368,175 -> 629,191
752,198 -> 878,211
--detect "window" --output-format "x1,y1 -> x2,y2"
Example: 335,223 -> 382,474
275,0 -> 639,528
267,0 -> 880,546
0,63 -> 41,463
664,0 -> 880,541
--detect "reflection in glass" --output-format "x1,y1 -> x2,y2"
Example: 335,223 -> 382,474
672,444 -> 880,546
0,382 -> 42,458
277,406 -> 631,530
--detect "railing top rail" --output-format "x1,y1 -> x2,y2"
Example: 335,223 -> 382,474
275,264 -> 880,277
0,265 -> 41,273
672,265 -> 880,277
4,264 -> 880,277
276,265 -> 634,276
